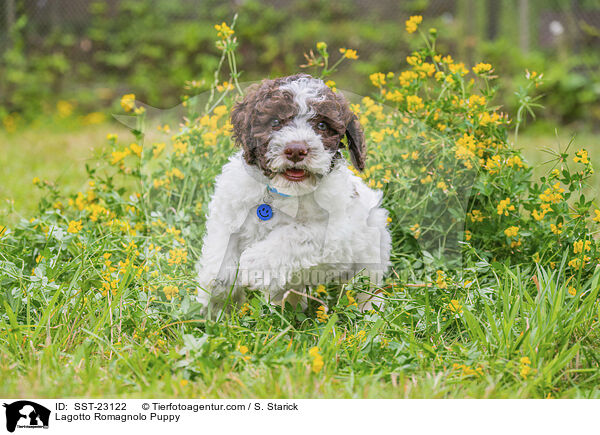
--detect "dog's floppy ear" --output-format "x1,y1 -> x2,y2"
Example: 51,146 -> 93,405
345,113 -> 366,171
335,92 -> 366,171
230,83 -> 260,165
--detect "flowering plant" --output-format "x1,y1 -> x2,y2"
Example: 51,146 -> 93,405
1,17 -> 599,397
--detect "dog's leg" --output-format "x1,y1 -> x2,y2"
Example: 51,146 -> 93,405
356,287 -> 384,312
238,224 -> 323,301
196,224 -> 244,313
275,288 -> 308,311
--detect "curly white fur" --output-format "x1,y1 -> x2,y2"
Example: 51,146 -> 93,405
196,152 -> 391,311
196,75 -> 391,313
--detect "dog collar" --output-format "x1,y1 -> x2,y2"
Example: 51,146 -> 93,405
266,185 -> 292,198
257,185 -> 293,221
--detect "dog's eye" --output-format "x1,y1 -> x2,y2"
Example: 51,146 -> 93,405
316,121 -> 328,131
271,119 -> 281,128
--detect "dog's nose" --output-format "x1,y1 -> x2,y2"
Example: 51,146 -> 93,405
284,142 -> 308,162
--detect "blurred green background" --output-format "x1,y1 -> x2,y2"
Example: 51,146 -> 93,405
1,0 -> 599,218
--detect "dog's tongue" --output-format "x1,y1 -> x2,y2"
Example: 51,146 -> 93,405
285,169 -> 306,178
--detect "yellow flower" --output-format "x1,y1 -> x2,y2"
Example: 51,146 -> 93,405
168,168 -> 185,180
504,226 -> 519,237
469,210 -> 485,222
520,365 -> 531,378
468,94 -> 487,107
415,62 -> 435,78
573,240 -> 591,254
568,286 -> 577,296
56,100 -> 74,118
339,48 -> 358,59
153,142 -> 166,158
484,155 -> 502,174
568,256 -> 590,269
238,303 -> 251,318
436,270 -> 447,289
162,285 -> 179,301
506,155 -> 524,168
316,305 -> 329,323
550,223 -> 563,234
479,111 -> 502,126
120,94 -> 136,112
309,347 -> 324,373
455,133 -> 477,168
398,70 -> 419,87
316,41 -> 327,51
129,143 -> 142,157
447,299 -> 463,314
369,72 -> 386,88
214,22 -> 234,39
32,177 -> 40,185
173,141 -> 188,156
111,148 -> 131,165
213,105 -> 228,118
216,81 -> 234,92
315,284 -> 327,295
238,344 -> 249,354
202,131 -> 218,147
82,111 -> 105,125
449,62 -> 468,76
573,149 -> 589,164
405,15 -> 423,34
346,290 -> 358,308
532,209 -> 547,221
539,182 -> 564,204
168,248 -> 188,265
410,223 -> 421,239
406,94 -> 424,111
593,209 -> 600,223
472,63 -> 492,74
519,356 -> 532,378
497,198 -> 515,216
67,220 -> 83,234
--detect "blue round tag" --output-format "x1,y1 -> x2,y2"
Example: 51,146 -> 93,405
256,204 -> 273,221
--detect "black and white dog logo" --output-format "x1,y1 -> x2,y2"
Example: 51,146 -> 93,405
3,401 -> 50,432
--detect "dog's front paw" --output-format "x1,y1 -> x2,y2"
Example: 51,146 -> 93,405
238,248 -> 289,290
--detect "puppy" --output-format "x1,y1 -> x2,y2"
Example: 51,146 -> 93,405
196,73 -> 391,313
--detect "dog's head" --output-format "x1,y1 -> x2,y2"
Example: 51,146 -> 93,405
230,74 -> 365,192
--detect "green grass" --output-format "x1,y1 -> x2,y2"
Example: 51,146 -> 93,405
0,121 -> 130,224
1,122 -> 600,399
517,130 -> 600,197
1,256 -> 599,398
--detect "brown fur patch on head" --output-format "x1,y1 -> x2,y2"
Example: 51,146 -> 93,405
308,89 -> 366,170
231,78 -> 298,175
344,109 -> 366,171
230,74 -> 366,175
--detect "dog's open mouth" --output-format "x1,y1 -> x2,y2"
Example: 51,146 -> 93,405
282,168 -> 308,182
